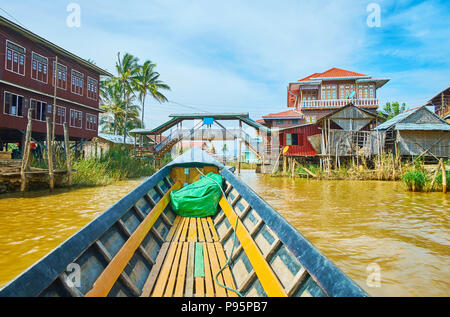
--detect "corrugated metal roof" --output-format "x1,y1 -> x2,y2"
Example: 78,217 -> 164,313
395,123 -> 450,131
374,106 -> 450,131
374,107 -> 422,130
98,133 -> 135,145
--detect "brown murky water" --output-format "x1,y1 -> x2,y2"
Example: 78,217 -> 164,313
237,170 -> 449,297
0,172 -> 448,296
0,178 -> 146,289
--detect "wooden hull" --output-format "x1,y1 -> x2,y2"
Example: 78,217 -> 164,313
0,148 -> 367,297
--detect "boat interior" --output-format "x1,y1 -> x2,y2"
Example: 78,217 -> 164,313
0,149 -> 366,297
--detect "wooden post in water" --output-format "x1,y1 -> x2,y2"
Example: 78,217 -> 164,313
441,159 -> 447,193
430,159 -> 442,191
291,158 -> 295,178
46,117 -> 54,191
63,122 -> 72,187
20,107 -> 33,192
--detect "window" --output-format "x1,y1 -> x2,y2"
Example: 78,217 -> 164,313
71,70 -> 84,96
53,62 -> 67,90
340,84 -> 355,99
321,85 -> 337,100
86,113 -> 97,131
55,106 -> 66,125
5,40 -> 25,75
276,119 -> 283,125
286,133 -> 292,145
31,52 -> 48,83
4,92 -> 24,117
358,84 -> 375,99
87,77 -> 98,100
292,119 -> 299,124
70,109 -> 82,128
30,99 -> 47,121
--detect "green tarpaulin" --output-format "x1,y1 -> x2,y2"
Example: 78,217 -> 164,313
170,172 -> 223,218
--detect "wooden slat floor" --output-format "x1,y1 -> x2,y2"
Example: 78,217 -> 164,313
141,216 -> 238,297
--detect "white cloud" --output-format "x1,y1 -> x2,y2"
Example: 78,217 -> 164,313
1,0 -> 448,127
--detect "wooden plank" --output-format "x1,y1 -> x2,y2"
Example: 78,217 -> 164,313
173,217 -> 187,242
196,218 -> 205,242
201,218 -> 212,242
85,182 -> 181,297
174,242 -> 189,297
185,242 -> 195,297
219,197 -> 287,297
165,216 -> 182,242
195,277 -> 205,297
164,241 -> 184,297
194,242 -> 205,297
206,242 -> 227,297
214,242 -> 238,297
187,217 -> 197,242
141,242 -> 170,297
179,217 -> 190,242
207,217 -> 220,241
151,242 -> 179,297
202,242 -> 215,297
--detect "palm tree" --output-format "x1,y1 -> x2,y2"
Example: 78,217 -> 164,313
134,60 -> 171,127
100,77 -> 143,136
115,52 -> 139,143
100,78 -> 125,134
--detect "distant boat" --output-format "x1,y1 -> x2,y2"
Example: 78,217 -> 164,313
0,148 -> 367,297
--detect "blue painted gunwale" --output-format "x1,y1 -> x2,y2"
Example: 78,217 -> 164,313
171,148 -> 367,296
0,147 -> 367,297
220,167 -> 368,297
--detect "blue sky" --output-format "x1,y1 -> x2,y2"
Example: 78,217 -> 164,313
1,0 -> 449,129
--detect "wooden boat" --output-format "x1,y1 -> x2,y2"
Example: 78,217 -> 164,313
0,148 -> 367,297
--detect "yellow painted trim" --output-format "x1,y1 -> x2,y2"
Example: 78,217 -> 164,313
85,182 -> 182,297
219,197 -> 287,297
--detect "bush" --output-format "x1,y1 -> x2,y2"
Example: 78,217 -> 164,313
72,145 -> 155,187
402,170 -> 427,192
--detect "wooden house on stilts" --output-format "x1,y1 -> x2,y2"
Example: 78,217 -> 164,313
277,103 -> 385,169
374,106 -> 450,159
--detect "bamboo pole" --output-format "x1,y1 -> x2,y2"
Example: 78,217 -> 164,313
295,160 -> 317,178
441,159 -> 447,193
20,107 -> 33,192
430,159 -> 442,191
291,158 -> 295,178
46,117 -> 54,191
63,122 -> 72,187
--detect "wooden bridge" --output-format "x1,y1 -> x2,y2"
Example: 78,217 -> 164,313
130,113 -> 271,172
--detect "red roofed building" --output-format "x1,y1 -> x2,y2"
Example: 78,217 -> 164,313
286,67 -> 389,122
259,109 -> 305,129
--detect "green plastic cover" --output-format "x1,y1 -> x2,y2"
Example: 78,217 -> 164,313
170,172 -> 223,218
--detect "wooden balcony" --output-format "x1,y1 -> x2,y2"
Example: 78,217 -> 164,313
299,98 -> 378,109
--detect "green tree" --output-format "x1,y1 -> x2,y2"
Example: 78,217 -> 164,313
378,101 -> 407,119
134,60 -> 170,128
115,52 -> 140,143
100,77 -> 143,136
